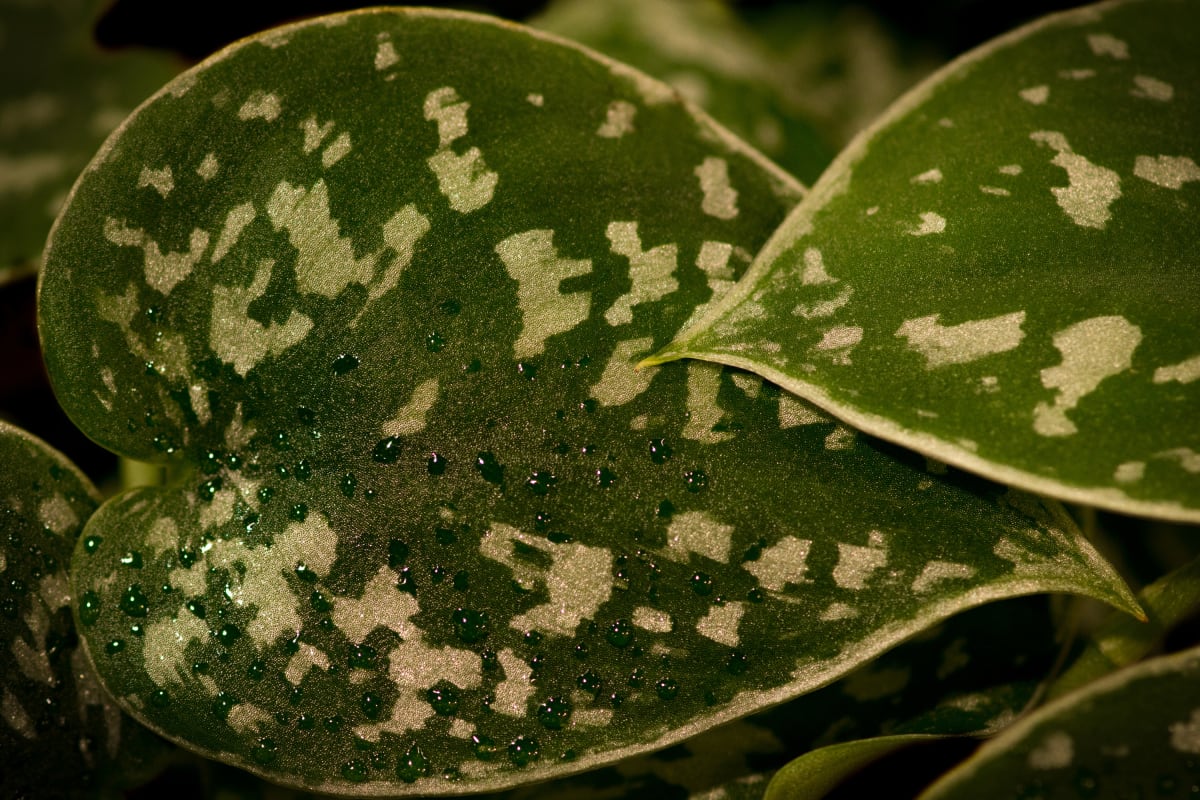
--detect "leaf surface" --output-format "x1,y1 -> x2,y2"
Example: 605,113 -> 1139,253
531,0 -> 833,183
0,0 -> 180,283
41,8 -> 1136,795
648,0 -> 1200,521
921,643 -> 1200,799
0,420 -> 166,797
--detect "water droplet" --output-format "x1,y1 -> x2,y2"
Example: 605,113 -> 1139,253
580,398 -> 597,413
105,639 -> 125,655
517,361 -> 538,380
464,358 -> 482,373
426,683 -> 460,716
628,667 -> 645,688
454,608 -> 489,643
324,715 -> 344,733
388,540 -> 409,568
426,452 -> 447,475
536,696 -> 572,730
251,737 -> 277,766
340,473 -> 357,498
475,452 -> 504,485
690,572 -> 714,596
295,460 -> 312,481
649,438 -> 673,464
198,477 -> 222,503
425,332 -> 444,352
247,660 -> 266,681
200,450 -> 221,475
212,692 -> 236,720
472,733 -> 499,761
310,590 -> 333,612
217,623 -> 241,647
574,642 -> 589,659
119,585 -> 149,617
79,592 -> 101,626
606,618 -> 633,648
294,563 -> 319,583
256,486 -> 274,504
83,535 -> 103,554
397,743 -> 429,783
507,736 -> 540,767
526,471 -> 557,496
453,571 -> 469,591
120,551 -> 144,569
655,677 -> 679,700
186,599 -> 206,619
340,760 -> 369,783
332,354 -> 360,375
683,469 -> 708,493
149,689 -> 170,708
361,691 -> 384,719
747,588 -> 765,603
439,298 -> 461,315
596,467 -> 617,487
290,503 -> 308,522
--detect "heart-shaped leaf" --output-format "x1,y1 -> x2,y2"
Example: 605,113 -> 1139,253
0,420 -> 167,797
531,0 -> 834,183
41,8 -> 1138,795
647,0 -> 1200,522
921,642 -> 1200,799
0,0 -> 180,284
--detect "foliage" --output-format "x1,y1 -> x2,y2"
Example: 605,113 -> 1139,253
0,0 -> 1196,798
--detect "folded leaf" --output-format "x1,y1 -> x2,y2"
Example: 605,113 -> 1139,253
41,8 -> 1137,795
921,643 -> 1200,799
0,0 -> 180,283
648,0 -> 1200,522
0,420 -> 166,798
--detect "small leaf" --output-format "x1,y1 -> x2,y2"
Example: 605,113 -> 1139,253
0,0 -> 180,281
649,0 -> 1200,522
921,643 -> 1200,799
42,8 -> 1136,795
532,0 -> 834,183
0,420 -> 167,797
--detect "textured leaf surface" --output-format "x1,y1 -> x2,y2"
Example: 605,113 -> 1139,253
532,0 -> 833,183
0,420 -> 165,798
41,8 -> 1136,795
0,0 -> 180,282
922,644 -> 1200,799
649,0 -> 1200,521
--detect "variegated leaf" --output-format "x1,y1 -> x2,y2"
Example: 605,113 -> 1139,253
648,0 -> 1200,522
0,420 -> 166,797
41,8 -> 1137,795
922,643 -> 1200,799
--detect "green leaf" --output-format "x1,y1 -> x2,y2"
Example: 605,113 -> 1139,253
41,8 -> 1138,795
647,0 -> 1200,522
0,0 -> 181,282
531,0 -> 834,183
920,643 -> 1200,799
766,734 -> 944,800
0,420 -> 167,797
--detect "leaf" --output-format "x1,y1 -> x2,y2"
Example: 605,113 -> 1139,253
920,643 -> 1200,799
41,8 -> 1137,795
647,0 -> 1200,522
0,0 -> 181,283
531,0 -> 834,183
0,420 -> 167,798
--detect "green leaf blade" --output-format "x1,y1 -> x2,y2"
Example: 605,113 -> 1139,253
42,9 -> 1136,795
653,0 -> 1200,522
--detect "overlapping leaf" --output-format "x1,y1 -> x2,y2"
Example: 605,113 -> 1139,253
0,0 -> 180,284
0,420 -> 166,797
41,8 -> 1138,795
922,643 -> 1200,799
531,0 -> 833,183
648,0 -> 1200,522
